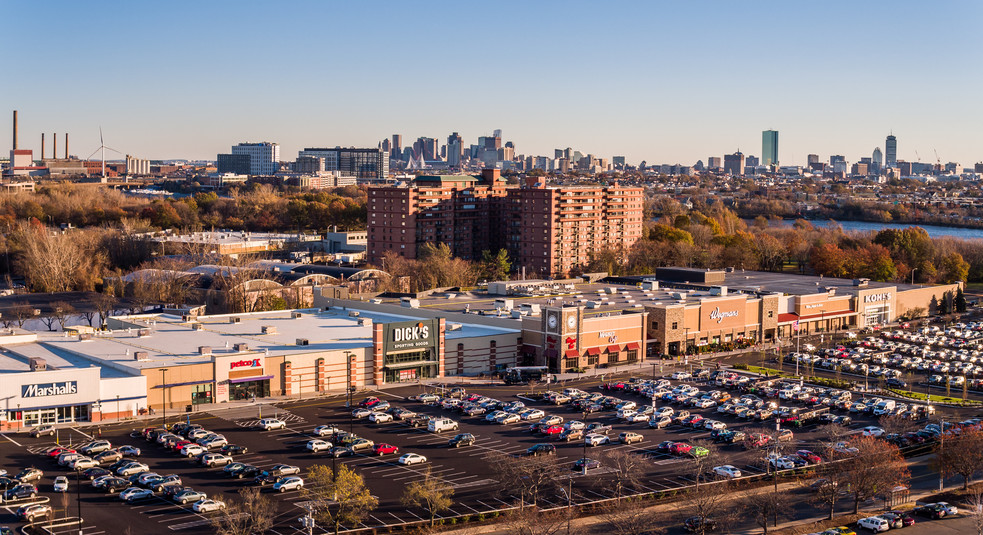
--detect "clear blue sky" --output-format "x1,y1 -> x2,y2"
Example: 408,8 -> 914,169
3,1 -> 980,167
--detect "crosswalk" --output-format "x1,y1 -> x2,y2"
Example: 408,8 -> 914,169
210,405 -> 307,428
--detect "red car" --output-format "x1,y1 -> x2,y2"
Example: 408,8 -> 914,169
372,443 -> 399,456
796,450 -> 822,464
47,447 -> 76,458
669,442 -> 692,455
172,440 -> 192,451
358,397 -> 381,408
542,425 -> 564,436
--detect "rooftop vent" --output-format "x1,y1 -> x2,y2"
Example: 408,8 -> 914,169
261,325 -> 277,335
296,338 -> 309,346
79,333 -> 92,341
853,278 -> 870,288
29,357 -> 46,371
134,351 -> 149,361
137,329 -> 151,337
198,346 -> 212,355
358,318 -> 372,327
348,311 -> 360,317
234,343 -> 249,352
291,312 -> 303,319
192,323 -> 203,331
230,317 -> 241,324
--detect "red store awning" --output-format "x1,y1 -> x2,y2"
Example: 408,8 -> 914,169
606,345 -> 621,353
586,347 -> 601,356
564,349 -> 580,358
625,342 -> 640,351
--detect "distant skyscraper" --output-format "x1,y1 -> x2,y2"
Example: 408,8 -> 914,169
554,149 -> 564,159
447,132 -> 464,167
885,134 -> 897,168
807,154 -> 819,165
391,134 -> 402,161
872,147 -> 883,173
723,151 -> 744,175
707,156 -> 722,169
220,142 -> 280,175
745,155 -> 759,168
762,130 -> 778,166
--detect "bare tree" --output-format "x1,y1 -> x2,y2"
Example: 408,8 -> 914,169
401,466 -> 455,527
967,487 -> 983,535
685,439 -> 724,488
7,301 -> 37,328
742,487 -> 794,535
599,449 -> 648,497
840,436 -> 910,514
598,497 -> 666,535
51,301 -> 76,330
808,476 -> 843,521
683,480 -> 735,535
502,506 -> 569,535
489,451 -> 564,507
936,426 -> 983,490
92,291 -> 119,328
209,487 -> 276,535
879,413 -> 917,436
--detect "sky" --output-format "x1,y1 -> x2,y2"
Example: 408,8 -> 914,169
2,1 -> 981,167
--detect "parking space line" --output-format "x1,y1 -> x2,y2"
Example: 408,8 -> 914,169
0,433 -> 22,446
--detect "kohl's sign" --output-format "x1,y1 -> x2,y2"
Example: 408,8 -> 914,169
230,358 -> 262,370
22,381 -> 78,398
864,293 -> 891,303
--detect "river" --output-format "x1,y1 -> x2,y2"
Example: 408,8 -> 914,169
745,219 -> 983,240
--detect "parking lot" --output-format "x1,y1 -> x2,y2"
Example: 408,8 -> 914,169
0,363 -> 972,535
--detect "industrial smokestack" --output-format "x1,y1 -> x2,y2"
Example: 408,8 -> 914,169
64,133 -> 68,159
53,133 -> 57,161
12,110 -> 17,150
41,133 -> 45,159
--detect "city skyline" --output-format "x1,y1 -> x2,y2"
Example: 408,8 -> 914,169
2,1 -> 980,166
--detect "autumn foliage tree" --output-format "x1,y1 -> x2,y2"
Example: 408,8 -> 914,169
936,426 -> 983,490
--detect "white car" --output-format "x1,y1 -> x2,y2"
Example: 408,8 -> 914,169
704,420 -> 727,431
565,420 -> 586,431
201,436 -> 228,449
258,418 -> 286,431
53,476 -> 69,492
182,444 -> 206,457
936,501 -> 958,515
857,516 -> 890,533
398,453 -> 428,466
306,439 -> 332,452
713,465 -> 742,479
768,456 -> 795,470
654,407 -> 674,417
520,409 -> 545,421
671,371 -> 692,380
585,434 -> 610,447
626,413 -> 649,423
273,476 -> 304,493
313,425 -> 340,437
861,426 -> 885,437
193,499 -> 226,513
369,412 -> 393,424
117,462 -> 149,476
71,457 -> 100,470
201,454 -> 233,467
497,413 -> 521,425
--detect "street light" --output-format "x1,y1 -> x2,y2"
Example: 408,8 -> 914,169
75,465 -> 83,535
911,268 -> 917,285
159,368 -> 169,429
582,410 -> 589,476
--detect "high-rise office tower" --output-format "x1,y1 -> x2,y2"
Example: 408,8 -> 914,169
872,147 -> 883,173
391,135 -> 402,161
219,142 -> 280,175
447,132 -> 464,167
723,151 -> 744,175
807,154 -> 819,165
762,130 -> 778,166
885,134 -> 897,168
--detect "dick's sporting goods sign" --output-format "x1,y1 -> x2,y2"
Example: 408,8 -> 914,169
385,319 -> 438,352
23,381 -> 78,398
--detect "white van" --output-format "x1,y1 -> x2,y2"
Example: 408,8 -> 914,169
427,418 -> 459,434
873,399 -> 896,416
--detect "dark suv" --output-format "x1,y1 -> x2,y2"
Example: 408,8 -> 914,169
526,444 -> 556,456
448,434 -> 475,448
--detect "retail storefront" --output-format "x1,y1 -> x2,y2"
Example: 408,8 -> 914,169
0,367 -> 147,431
521,306 -> 647,372
373,319 -> 442,384
215,354 -> 271,403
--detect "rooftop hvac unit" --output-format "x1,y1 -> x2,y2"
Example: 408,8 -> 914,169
348,311 -> 360,317
447,323 -> 462,331
234,343 -> 249,352
79,333 -> 93,341
198,346 -> 212,355
230,317 -> 241,324
261,325 -> 277,335
291,312 -> 303,319
192,323 -> 203,331
134,351 -> 149,361
296,338 -> 309,346
28,357 -> 47,371
138,329 -> 151,337
357,318 -> 373,327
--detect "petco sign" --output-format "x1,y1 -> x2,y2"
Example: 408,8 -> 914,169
22,381 -> 78,398
230,358 -> 262,370
385,319 -> 438,352
864,293 -> 891,303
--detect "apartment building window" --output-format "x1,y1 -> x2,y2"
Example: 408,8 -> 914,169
671,322 -> 678,329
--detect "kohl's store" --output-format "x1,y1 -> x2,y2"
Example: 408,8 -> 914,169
0,360 -> 147,431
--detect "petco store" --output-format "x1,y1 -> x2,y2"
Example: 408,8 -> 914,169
216,354 -> 271,402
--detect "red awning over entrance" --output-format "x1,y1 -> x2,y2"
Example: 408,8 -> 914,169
606,345 -> 621,353
564,349 -> 580,358
586,347 -> 601,356
625,342 -> 640,351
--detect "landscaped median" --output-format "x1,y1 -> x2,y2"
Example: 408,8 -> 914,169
733,364 -> 853,390
886,387 -> 982,407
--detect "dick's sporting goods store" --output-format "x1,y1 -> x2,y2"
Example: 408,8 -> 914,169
372,319 -> 443,383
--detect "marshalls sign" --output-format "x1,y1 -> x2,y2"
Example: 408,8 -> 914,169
384,319 -> 438,352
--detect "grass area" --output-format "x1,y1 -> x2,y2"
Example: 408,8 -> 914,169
887,387 -> 981,406
734,364 -> 852,389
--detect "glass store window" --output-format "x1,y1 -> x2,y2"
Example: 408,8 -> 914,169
192,384 -> 213,405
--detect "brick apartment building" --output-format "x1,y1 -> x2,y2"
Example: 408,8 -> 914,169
367,170 -> 644,277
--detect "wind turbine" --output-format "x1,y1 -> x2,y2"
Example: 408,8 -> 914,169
86,127 -> 122,178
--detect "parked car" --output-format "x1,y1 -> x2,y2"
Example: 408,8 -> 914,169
619,432 -> 643,445
857,516 -> 890,533
713,465 -> 742,479
14,468 -> 43,483
372,443 -> 399,455
313,425 -> 340,437
398,453 -> 428,466
94,450 -> 123,464
257,418 -> 286,431
53,476 -> 69,492
16,503 -> 51,522
526,443 -> 556,456
174,489 -> 207,504
220,444 -> 247,456
29,425 -> 56,438
120,487 -> 155,503
201,454 -> 233,467
273,476 -> 304,493
4,484 -> 38,500
306,439 -> 332,453
267,464 -> 301,477
448,433 -> 475,448
193,499 -> 227,513
585,434 -> 610,447
572,458 -> 600,471
80,440 -> 113,455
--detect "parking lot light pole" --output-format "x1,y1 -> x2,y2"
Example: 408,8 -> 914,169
75,466 -> 82,535
582,410 -> 589,476
160,368 -> 168,429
